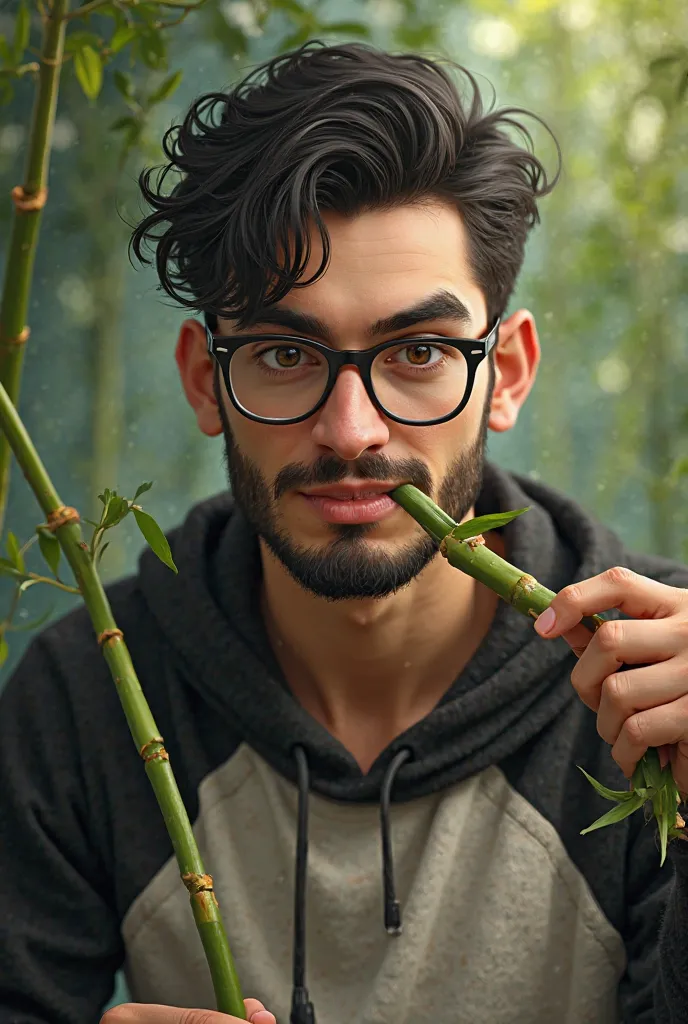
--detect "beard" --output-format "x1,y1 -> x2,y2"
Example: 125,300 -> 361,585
216,370 -> 493,601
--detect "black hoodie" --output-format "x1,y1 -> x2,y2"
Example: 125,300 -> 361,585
1,461 -> 688,1024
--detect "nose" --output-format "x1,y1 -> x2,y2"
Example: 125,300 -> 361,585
310,367 -> 390,460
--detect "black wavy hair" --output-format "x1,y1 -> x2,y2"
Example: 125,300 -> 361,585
130,41 -> 560,330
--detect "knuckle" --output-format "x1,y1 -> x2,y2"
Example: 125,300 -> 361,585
603,671 -> 631,709
595,619 -> 623,652
560,582 -> 582,607
623,713 -> 647,746
179,1012 -> 218,1024
605,565 -> 635,587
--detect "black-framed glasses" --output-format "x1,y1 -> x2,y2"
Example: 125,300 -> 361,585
205,318 -> 500,427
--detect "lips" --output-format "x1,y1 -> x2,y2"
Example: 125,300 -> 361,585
298,484 -> 401,525
300,484 -> 396,500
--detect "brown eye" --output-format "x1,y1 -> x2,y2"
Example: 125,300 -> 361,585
405,345 -> 432,365
275,347 -> 301,368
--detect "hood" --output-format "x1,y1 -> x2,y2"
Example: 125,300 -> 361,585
138,460 -> 626,804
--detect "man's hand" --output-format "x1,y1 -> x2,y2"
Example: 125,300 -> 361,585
101,999 -> 276,1024
534,566 -> 688,796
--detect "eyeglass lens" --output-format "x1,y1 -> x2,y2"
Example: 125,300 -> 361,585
228,339 -> 470,422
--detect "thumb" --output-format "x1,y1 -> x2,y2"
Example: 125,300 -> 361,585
243,999 -> 277,1024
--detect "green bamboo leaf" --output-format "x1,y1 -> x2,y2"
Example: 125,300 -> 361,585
641,748 -> 666,792
98,488 -> 112,507
655,790 -> 670,866
96,541 -> 110,566
37,529 -> 60,577
74,44 -> 103,100
101,495 -> 130,529
270,0 -> 308,15
148,70 -> 182,106
113,69 -> 134,99
0,557 -> 20,577
64,30 -> 102,54
631,759 -> 647,792
133,481 -> 154,501
134,29 -> 167,71
133,508 -> 177,574
450,507 -> 531,542
0,634 -> 8,666
577,765 -> 636,802
580,792 -> 646,835
13,0 -> 30,63
110,115 -> 139,133
11,606 -> 55,632
109,25 -> 138,54
6,531 -> 24,573
0,36 -> 11,66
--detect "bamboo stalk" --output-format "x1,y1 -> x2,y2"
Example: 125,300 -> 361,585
0,379 -> 245,1018
0,0 -> 70,534
391,484 -> 686,861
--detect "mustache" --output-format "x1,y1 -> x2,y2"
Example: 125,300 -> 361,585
273,454 -> 433,501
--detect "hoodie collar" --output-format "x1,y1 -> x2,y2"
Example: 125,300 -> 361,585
138,461 -> 626,802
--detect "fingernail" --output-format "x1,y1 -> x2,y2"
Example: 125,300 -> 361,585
251,1013 -> 276,1024
659,746 -> 670,769
535,607 -> 557,636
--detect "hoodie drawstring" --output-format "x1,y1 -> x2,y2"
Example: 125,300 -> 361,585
291,746 -> 315,1024
290,746 -> 411,1023
380,748 -> 412,935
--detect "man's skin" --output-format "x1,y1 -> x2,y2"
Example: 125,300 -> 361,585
101,196 -> 688,1024
179,201 -> 539,772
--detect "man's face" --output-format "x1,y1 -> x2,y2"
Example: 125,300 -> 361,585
216,201 -> 495,600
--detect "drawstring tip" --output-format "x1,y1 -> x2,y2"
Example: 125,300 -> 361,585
291,986 -> 316,1024
385,898 -> 403,935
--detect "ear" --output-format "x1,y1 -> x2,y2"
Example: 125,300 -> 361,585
175,318 -> 223,437
488,309 -> 540,434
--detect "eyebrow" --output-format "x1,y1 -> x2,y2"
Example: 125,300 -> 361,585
246,289 -> 473,340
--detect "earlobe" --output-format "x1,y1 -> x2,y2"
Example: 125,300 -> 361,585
175,318 -> 224,437
487,309 -> 540,434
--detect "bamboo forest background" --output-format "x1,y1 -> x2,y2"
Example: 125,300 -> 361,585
1,0 -> 687,687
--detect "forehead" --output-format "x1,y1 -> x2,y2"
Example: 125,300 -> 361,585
284,201 -> 486,331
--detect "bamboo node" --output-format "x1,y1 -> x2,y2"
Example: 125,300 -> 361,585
2,326 -> 30,347
510,574 -> 538,607
467,535 -> 486,550
11,185 -> 48,212
439,537 -> 448,558
46,505 -> 80,532
182,871 -> 214,895
138,736 -> 169,763
139,736 -> 165,759
98,627 -> 123,647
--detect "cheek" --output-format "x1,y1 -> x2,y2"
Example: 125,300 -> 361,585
399,415 -> 480,473
227,410 -> 308,474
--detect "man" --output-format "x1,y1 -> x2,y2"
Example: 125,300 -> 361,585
1,41 -> 688,1024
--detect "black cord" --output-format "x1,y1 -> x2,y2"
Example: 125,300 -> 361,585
380,748 -> 412,935
290,746 -> 316,1024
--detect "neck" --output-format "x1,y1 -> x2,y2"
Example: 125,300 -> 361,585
260,517 -> 504,773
